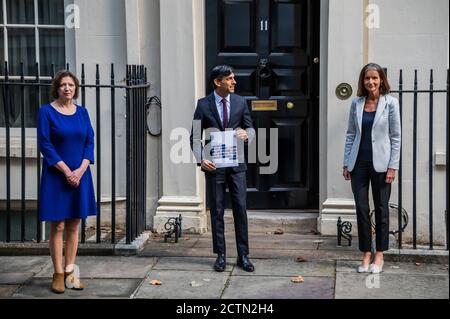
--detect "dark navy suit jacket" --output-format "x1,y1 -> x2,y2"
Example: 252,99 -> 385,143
190,92 -> 255,173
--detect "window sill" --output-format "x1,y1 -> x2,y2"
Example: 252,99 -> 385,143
0,137 -> 40,158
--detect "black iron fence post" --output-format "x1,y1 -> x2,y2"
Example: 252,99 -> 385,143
398,69 -> 403,249
81,64 -> 87,244
447,69 -> 449,251
96,64 -> 102,243
20,63 -> 26,242
4,61 -> 11,243
125,65 -> 132,244
412,70 -> 418,249
35,62 -> 42,243
110,64 -> 116,244
428,70 -> 434,250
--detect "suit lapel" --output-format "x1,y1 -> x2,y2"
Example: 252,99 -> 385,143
227,94 -> 239,128
373,95 -> 387,127
356,97 -> 364,133
208,93 -> 224,130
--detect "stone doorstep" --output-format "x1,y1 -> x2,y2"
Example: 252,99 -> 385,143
220,210 -> 319,234
384,248 -> 449,264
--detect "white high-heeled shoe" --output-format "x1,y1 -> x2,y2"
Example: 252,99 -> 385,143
370,261 -> 384,274
357,264 -> 371,273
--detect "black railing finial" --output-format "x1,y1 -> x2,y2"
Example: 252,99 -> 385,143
337,217 -> 352,247
164,215 -> 183,243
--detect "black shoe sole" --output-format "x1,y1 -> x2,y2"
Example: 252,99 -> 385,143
237,264 -> 255,272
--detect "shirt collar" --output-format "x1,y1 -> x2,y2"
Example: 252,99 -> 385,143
214,91 -> 230,105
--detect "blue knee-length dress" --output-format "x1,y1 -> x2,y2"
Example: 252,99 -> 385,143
37,104 -> 97,221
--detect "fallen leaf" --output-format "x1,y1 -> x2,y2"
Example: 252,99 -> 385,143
190,281 -> 204,288
291,276 -> 304,283
150,279 -> 162,285
274,229 -> 284,235
184,236 -> 191,241
296,256 -> 308,263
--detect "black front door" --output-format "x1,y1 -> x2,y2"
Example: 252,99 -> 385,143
205,0 -> 320,209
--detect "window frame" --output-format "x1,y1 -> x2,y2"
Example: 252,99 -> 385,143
1,0 -> 66,78
0,0 -> 69,136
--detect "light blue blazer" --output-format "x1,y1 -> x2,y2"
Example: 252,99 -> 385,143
343,94 -> 401,173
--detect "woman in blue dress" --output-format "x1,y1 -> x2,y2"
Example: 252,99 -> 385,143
37,70 -> 96,293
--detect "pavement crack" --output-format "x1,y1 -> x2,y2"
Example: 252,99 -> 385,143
219,270 -> 233,299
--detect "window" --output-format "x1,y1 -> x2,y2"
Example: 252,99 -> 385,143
1,0 -> 66,127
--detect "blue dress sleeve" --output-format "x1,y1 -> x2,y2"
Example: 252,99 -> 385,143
37,106 -> 62,166
83,107 -> 95,164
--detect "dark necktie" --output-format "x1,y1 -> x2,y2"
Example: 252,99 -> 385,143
221,98 -> 228,128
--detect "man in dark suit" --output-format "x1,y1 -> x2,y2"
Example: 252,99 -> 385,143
190,65 -> 255,272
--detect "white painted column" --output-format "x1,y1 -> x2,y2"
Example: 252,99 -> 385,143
154,0 -> 207,233
319,0 -> 364,235
125,0 -> 163,230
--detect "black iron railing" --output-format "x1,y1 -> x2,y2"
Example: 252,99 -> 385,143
388,69 -> 449,250
0,62 -> 149,245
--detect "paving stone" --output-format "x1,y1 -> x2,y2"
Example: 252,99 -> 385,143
35,256 -> 156,278
0,286 -> 20,298
13,278 -> 141,298
222,276 -> 334,299
153,257 -> 236,272
232,259 -> 335,277
335,272 -> 449,299
133,270 -> 229,299
0,256 -> 50,273
336,260 -> 449,275
0,273 -> 34,285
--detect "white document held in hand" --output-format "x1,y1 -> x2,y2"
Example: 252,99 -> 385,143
210,130 -> 239,168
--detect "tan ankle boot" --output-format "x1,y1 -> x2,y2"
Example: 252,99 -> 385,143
51,273 -> 65,294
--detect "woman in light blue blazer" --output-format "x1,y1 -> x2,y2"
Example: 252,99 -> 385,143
343,63 -> 401,274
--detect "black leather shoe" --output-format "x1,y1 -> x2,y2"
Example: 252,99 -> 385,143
237,255 -> 255,272
214,254 -> 226,272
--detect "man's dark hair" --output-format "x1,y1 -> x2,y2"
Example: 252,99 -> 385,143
210,65 -> 234,89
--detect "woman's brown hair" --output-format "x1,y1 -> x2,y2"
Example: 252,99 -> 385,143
50,70 -> 80,100
357,63 -> 391,97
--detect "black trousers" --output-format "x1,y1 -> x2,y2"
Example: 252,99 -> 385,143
350,160 -> 391,252
206,169 -> 249,257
